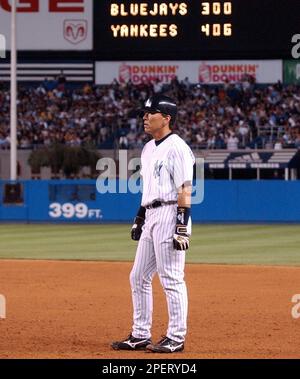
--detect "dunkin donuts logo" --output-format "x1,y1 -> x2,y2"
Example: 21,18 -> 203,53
198,62 -> 259,83
119,64 -> 131,83
118,63 -> 178,84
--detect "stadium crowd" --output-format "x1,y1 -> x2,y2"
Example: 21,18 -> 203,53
1,75 -> 300,150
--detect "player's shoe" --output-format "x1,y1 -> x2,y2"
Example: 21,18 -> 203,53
146,336 -> 184,353
111,334 -> 152,350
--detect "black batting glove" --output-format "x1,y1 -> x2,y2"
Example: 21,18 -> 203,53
131,206 -> 146,241
131,216 -> 145,241
173,207 -> 191,251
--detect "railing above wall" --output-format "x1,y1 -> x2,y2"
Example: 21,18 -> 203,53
0,62 -> 94,82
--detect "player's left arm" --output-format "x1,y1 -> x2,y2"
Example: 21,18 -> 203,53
178,181 -> 192,208
172,143 -> 195,251
173,182 -> 192,251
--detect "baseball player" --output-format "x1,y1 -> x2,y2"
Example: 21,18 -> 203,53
111,94 -> 195,353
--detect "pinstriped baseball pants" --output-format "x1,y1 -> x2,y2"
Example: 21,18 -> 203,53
129,204 -> 188,343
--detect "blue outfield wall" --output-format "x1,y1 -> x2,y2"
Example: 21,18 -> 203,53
0,180 -> 299,223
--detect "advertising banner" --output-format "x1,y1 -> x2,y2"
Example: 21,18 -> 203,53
96,60 -> 282,85
197,60 -> 282,84
204,150 -> 300,169
1,180 -> 300,222
283,60 -> 300,84
0,0 -> 92,50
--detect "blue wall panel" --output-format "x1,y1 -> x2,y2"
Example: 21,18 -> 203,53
0,180 -> 300,223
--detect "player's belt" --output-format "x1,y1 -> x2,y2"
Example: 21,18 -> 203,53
145,200 -> 177,209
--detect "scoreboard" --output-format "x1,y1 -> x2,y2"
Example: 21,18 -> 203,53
94,0 -> 300,59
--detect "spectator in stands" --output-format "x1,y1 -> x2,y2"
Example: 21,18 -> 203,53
226,133 -> 239,150
237,121 -> 249,146
1,77 -> 300,151
119,134 -> 128,149
57,70 -> 67,92
153,78 -> 163,93
274,138 -> 283,150
295,131 -> 300,149
0,132 -> 9,149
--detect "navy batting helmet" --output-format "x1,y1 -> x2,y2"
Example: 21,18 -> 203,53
141,94 -> 177,122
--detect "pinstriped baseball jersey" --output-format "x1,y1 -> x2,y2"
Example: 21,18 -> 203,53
141,134 -> 195,206
130,133 -> 195,343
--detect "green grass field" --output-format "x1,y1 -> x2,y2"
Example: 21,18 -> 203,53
0,224 -> 300,265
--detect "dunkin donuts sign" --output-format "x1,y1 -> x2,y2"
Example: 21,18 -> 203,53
95,60 -> 282,85
197,61 -> 282,84
118,63 -> 179,84
198,62 -> 259,83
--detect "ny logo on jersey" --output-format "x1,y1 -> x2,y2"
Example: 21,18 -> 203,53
154,160 -> 163,178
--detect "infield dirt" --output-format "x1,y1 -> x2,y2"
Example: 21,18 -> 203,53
0,260 -> 299,359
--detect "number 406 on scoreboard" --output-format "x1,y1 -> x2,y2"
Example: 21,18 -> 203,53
201,23 -> 232,37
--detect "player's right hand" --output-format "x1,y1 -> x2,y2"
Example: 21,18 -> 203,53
131,216 -> 145,241
173,225 -> 190,250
